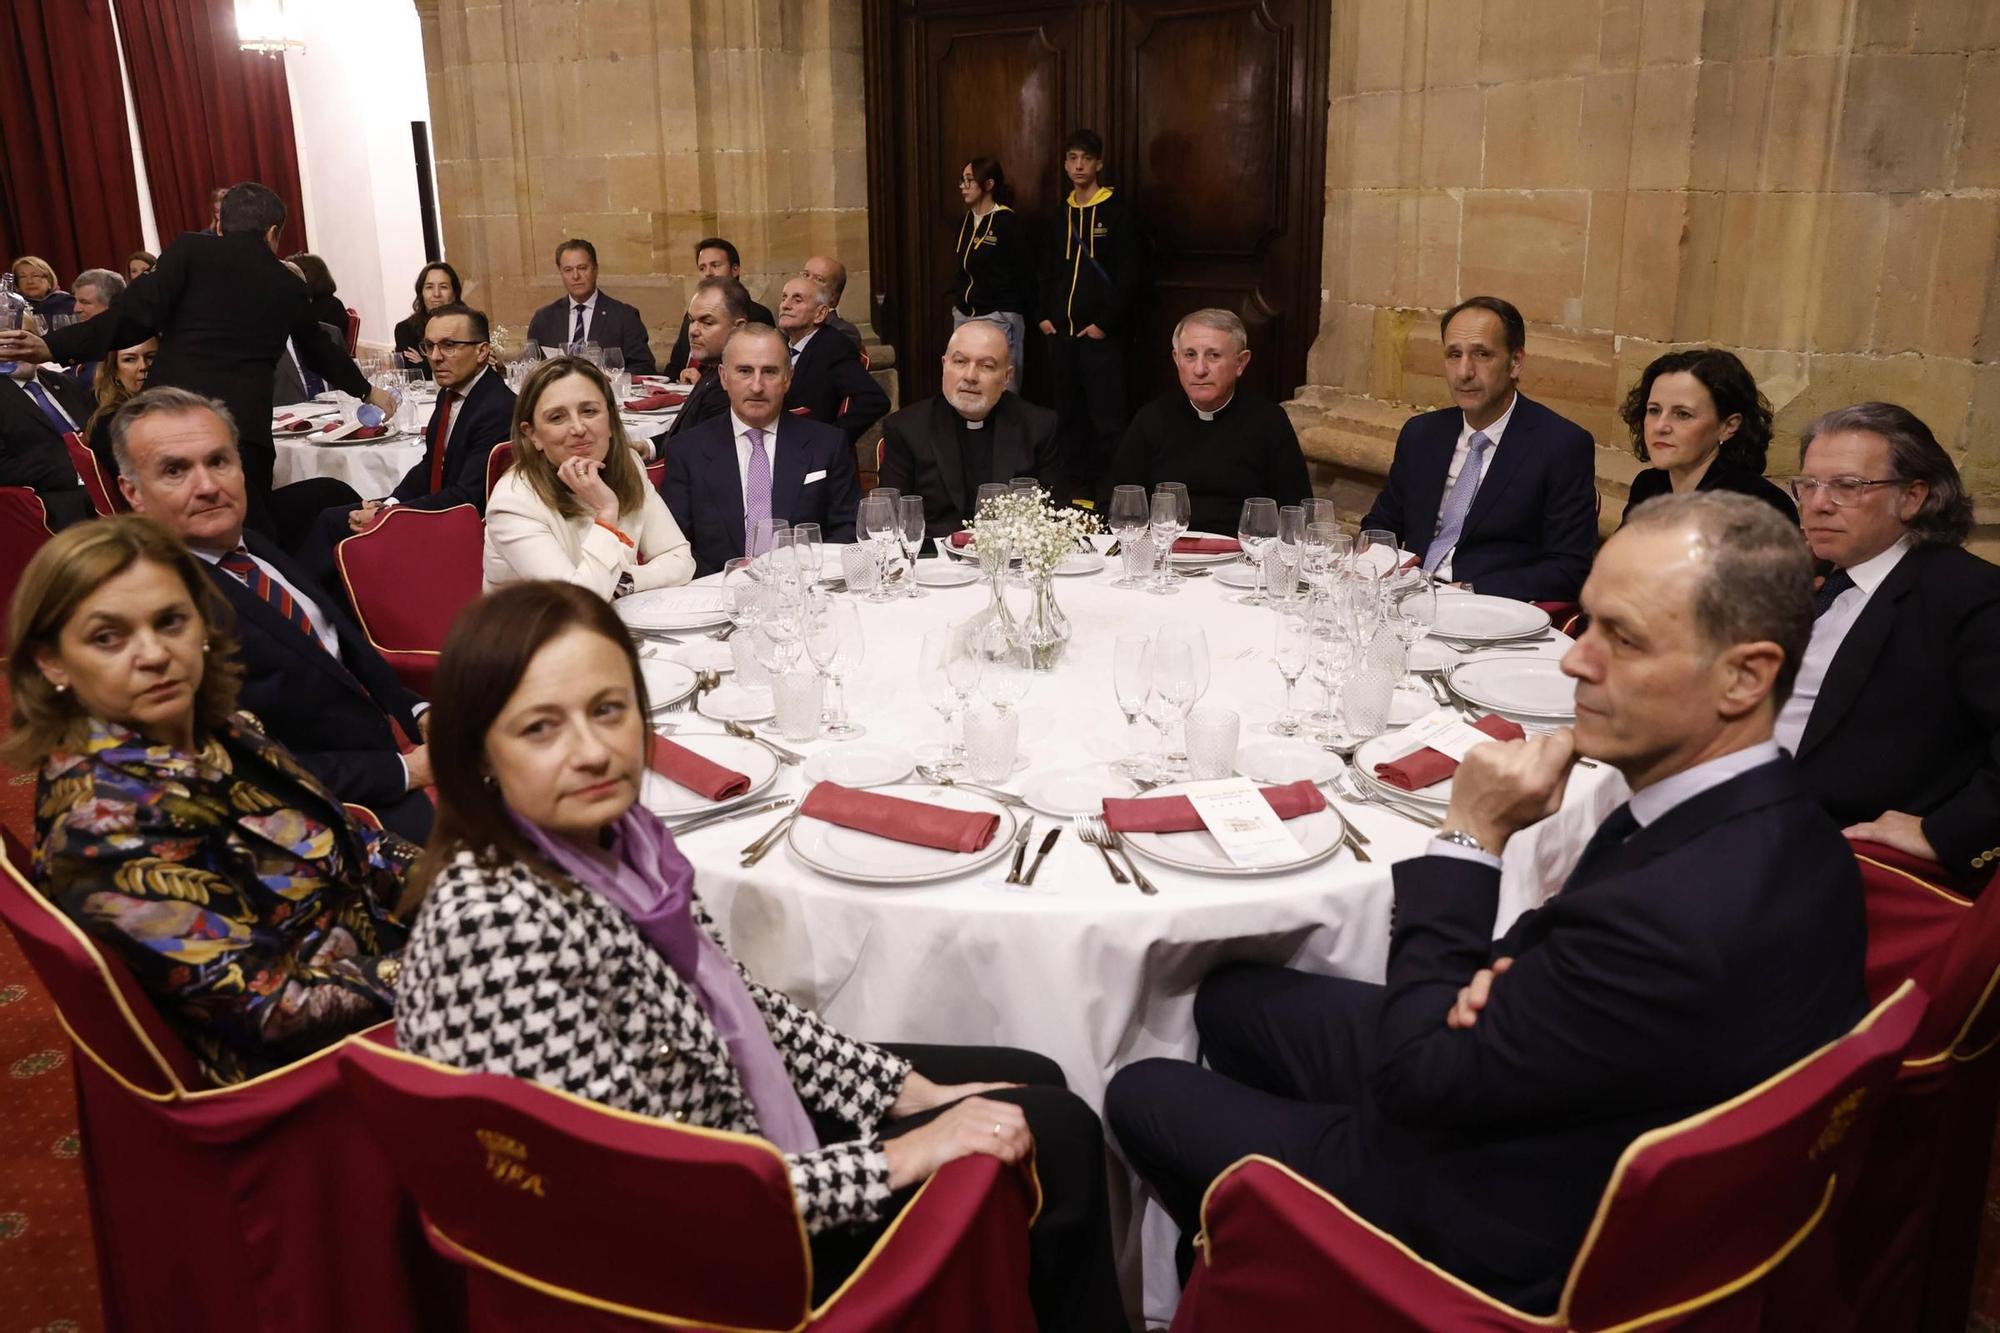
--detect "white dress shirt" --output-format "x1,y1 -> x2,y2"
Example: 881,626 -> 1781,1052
789,326 -> 820,359
1775,535 -> 1913,755
1434,391 -> 1519,580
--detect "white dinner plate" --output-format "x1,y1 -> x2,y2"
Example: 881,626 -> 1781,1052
1021,765 -> 1138,817
941,537 -> 979,561
617,587 -> 736,632
1119,781 -> 1345,876
648,637 -> 734,676
804,743 -> 916,787
1353,732 -> 1455,806
1054,550 -> 1106,577
1430,594 -> 1551,643
1170,532 -> 1242,565
1211,561 -> 1262,588
641,733 -> 780,819
1447,655 -> 1577,718
639,658 -> 700,710
696,683 -> 775,723
1235,740 -> 1344,785
787,784 -> 1018,884
914,559 -> 982,587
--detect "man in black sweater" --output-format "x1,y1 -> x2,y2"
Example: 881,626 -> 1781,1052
1037,128 -> 1144,506
1103,308 -> 1311,534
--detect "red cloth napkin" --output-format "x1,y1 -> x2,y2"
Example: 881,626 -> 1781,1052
319,422 -> 388,440
1372,714 -> 1525,792
1101,780 -> 1326,834
949,531 -> 974,548
273,416 -> 315,434
624,391 -> 687,412
648,735 -> 752,801
1174,536 -> 1240,554
799,782 -> 1001,853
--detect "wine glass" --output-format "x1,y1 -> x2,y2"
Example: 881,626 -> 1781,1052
896,495 -> 927,599
1108,485 -> 1150,589
1153,624 -> 1208,773
975,620 -> 1031,715
803,592 -> 865,738
1112,633 -> 1154,777
1307,595 -> 1357,743
789,522 -> 823,586
1142,639 -> 1199,778
1236,497 -> 1278,606
1384,568 -> 1435,688
857,494 -> 899,602
1361,528 -> 1398,575
1271,610 -> 1310,736
920,625 -> 979,770
975,481 -> 1009,517
1148,484 -> 1189,595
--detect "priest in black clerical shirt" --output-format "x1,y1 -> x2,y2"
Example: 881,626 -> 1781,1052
1103,308 -> 1312,533
877,317 -> 1059,537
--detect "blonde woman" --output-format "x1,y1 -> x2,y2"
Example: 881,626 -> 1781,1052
9,255 -> 74,321
83,336 -> 160,478
482,356 -> 693,596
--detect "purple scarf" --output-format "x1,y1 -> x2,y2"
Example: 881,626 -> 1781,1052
512,807 -> 819,1154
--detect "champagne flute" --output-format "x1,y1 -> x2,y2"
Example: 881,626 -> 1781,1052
1143,639 -> 1199,778
896,495 -> 927,599
857,494 -> 898,602
1153,624 -> 1209,773
1272,609 -> 1310,736
1386,568 -> 1438,689
803,592 -> 866,738
920,625 -> 978,769
1108,484 -> 1150,589
976,620 -> 1031,715
1236,497 -> 1278,606
1149,484 -> 1189,595
789,522 -> 823,585
1112,633 -> 1154,777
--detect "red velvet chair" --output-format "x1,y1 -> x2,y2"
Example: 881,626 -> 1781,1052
1170,981 -> 1928,1332
486,440 -> 514,501
344,306 -> 361,354
62,431 -> 127,515
645,457 -> 665,488
336,502 -> 484,697
338,1038 -> 1041,1332
1836,855 -> 2000,1333
0,484 -> 55,616
0,830 -> 455,1333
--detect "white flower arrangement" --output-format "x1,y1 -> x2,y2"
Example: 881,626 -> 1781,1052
959,489 -> 1103,577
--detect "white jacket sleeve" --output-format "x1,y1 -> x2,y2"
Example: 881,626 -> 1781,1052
627,487 -> 696,592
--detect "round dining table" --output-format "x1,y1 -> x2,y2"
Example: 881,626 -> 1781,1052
653,551 -> 1628,1326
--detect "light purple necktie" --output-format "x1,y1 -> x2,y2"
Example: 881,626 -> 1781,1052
1423,430 -> 1493,574
743,426 -> 773,555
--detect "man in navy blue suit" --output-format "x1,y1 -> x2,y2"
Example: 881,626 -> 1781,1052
1107,492 -> 1865,1313
661,324 -> 861,577
1360,296 -> 1598,601
113,387 -> 436,843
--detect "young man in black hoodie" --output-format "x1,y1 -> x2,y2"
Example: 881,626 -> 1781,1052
1037,129 -> 1144,506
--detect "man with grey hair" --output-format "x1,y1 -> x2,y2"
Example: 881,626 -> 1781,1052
1101,307 -> 1309,531
777,273 -> 887,443
1109,490 -> 1865,1311
65,269 -> 127,389
1777,400 -> 2000,881
802,254 -> 864,349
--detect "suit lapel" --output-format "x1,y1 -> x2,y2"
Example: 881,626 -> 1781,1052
700,422 -> 748,561
768,418 -> 806,522
929,397 -> 969,515
1797,548 -> 1924,759
1409,414 -> 1458,555
1460,395 -> 1534,539
210,545 -> 369,702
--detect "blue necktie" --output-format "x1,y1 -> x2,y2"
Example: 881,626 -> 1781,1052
1423,431 -> 1493,574
22,379 -> 74,434
572,304 -> 587,345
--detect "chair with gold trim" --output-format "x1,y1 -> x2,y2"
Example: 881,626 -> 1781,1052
486,440 -> 515,502
62,431 -> 127,516
1168,981 -> 1927,1333
0,485 -> 56,617
338,1036 -> 1041,1332
1836,853 -> 2000,1333
0,829 -> 455,1333
336,501 -> 484,698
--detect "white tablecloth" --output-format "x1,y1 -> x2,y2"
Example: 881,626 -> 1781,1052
272,399 -> 426,496
661,560 -> 1627,1324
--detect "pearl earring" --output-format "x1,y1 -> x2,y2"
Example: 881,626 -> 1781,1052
52,682 -> 68,694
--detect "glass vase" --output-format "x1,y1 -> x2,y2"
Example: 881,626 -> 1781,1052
1023,569 -> 1071,671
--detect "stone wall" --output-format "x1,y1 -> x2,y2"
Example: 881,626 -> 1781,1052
412,0 -> 875,361
1294,0 -> 2000,556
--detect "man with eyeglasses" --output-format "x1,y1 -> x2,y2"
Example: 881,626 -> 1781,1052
1776,400 -> 2000,882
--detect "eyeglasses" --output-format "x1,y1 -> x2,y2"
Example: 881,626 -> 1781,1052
419,338 -> 483,355
1785,475 -> 1907,506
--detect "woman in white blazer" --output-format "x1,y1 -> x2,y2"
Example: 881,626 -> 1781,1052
483,356 -> 694,595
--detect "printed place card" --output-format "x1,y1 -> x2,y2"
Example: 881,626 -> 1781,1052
1184,777 -> 1305,869
1388,710 -> 1496,763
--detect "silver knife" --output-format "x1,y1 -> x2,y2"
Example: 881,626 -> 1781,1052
1005,816 -> 1037,884
667,796 -> 793,838
1021,826 -> 1061,885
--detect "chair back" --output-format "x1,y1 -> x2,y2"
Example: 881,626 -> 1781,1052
486,441 -> 514,500
1906,863 -> 2000,1058
0,485 -> 54,618
62,431 -> 125,516
0,825 -> 204,1094
1560,981 -> 1927,1329
339,1039 -> 815,1331
336,503 -> 484,697
645,457 -> 665,488
344,306 -> 361,354
1856,842 -> 1976,1004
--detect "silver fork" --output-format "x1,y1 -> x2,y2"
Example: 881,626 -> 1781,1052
1338,771 -> 1444,828
1098,822 -> 1158,896
740,812 -> 796,865
914,767 -> 1028,807
1073,816 -> 1129,885
1316,786 -> 1372,862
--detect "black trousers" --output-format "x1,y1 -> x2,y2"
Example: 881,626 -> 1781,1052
810,1043 -> 1127,1333
1104,964 -> 1386,1282
1043,332 -> 1127,505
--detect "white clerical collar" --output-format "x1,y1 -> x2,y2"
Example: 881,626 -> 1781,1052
1190,392 -> 1235,423
962,415 -> 987,430
1843,534 -> 1913,594
1629,739 -> 1782,827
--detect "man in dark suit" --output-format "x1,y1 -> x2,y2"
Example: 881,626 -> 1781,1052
802,254 -> 865,349
0,364 -> 97,528
1775,401 -> 2000,882
777,274 -> 887,444
663,276 -> 749,442
1359,296 -> 1598,602
662,325 -> 861,577
878,318 -> 1055,538
0,182 -> 393,535
112,386 -> 436,843
1107,492 -> 1865,1313
664,237 -> 775,377
523,238 -> 657,374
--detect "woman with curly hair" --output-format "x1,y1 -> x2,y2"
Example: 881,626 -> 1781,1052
1618,347 -> 1797,526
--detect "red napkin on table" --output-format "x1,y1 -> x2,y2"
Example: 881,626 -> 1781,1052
318,422 -> 388,440
1101,780 -> 1326,834
273,415 -> 315,434
1372,714 -> 1524,792
799,781 -> 1001,853
649,734 -> 752,801
624,391 -> 688,412
949,531 -> 974,548
1174,536 -> 1240,554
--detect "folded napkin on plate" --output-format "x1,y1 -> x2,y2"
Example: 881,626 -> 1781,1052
1373,714 -> 1525,792
273,415 -> 316,434
948,530 -> 974,548
649,734 -> 752,801
1174,536 -> 1240,554
799,781 -> 1001,853
624,391 -> 687,412
1101,779 -> 1325,834
318,421 -> 388,441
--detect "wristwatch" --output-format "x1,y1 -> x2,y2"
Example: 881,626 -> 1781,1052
1435,828 -> 1488,854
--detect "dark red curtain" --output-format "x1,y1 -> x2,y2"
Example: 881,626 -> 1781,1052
0,0 -> 147,283
111,0 -> 308,251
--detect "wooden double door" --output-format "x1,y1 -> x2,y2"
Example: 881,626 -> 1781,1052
863,0 -> 1329,410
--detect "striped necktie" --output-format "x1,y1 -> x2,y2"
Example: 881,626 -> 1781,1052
216,548 -> 324,651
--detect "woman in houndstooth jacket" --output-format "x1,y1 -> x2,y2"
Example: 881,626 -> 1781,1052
394,581 -> 1123,1331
